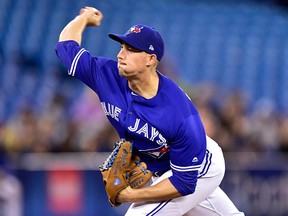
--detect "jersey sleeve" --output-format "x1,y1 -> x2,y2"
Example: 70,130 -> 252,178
55,40 -> 116,93
168,114 -> 206,196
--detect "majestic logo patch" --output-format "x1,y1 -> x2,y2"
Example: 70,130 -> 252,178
192,157 -> 198,163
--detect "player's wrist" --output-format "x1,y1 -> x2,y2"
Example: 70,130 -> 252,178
116,186 -> 133,203
75,14 -> 90,26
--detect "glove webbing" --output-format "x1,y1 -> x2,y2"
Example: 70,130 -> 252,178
99,141 -> 122,170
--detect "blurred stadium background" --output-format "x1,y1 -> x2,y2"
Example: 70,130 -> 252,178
1,0 -> 288,215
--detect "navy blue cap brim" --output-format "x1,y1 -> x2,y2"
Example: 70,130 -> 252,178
108,33 -> 143,51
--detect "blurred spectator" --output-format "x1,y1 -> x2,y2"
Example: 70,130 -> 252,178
0,148 -> 23,216
278,114 -> 288,152
2,106 -> 38,154
216,91 -> 250,151
249,99 -> 279,151
188,83 -> 284,153
37,93 -> 70,152
68,87 -> 113,152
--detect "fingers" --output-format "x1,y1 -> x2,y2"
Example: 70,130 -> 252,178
79,6 -> 103,27
95,9 -> 103,18
80,6 -> 102,16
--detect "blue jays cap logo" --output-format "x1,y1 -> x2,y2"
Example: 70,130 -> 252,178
126,26 -> 143,35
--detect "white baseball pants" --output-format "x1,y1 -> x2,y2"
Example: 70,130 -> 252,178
125,136 -> 245,216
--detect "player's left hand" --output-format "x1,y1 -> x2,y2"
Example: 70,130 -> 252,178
99,140 -> 152,207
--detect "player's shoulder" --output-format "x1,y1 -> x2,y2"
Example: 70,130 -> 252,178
55,40 -> 79,51
158,72 -> 198,117
57,40 -> 117,67
159,73 -> 193,104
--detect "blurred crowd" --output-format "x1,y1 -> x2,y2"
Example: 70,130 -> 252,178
1,50 -> 288,216
0,86 -> 118,156
188,83 -> 288,153
1,64 -> 288,158
0,57 -> 287,162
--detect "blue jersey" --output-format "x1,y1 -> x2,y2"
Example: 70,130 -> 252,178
55,40 -> 207,195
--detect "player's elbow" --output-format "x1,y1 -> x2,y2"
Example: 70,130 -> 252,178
168,171 -> 197,196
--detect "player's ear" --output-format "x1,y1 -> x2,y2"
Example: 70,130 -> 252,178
146,54 -> 157,66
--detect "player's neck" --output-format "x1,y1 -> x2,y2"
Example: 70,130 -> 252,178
128,71 -> 159,99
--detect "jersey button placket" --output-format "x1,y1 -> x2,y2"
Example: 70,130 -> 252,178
129,100 -> 136,114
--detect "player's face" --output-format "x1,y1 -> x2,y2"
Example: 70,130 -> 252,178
117,43 -> 152,78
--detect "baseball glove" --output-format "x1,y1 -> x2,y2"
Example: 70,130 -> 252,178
99,139 -> 152,207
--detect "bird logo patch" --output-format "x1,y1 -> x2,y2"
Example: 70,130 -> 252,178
145,146 -> 170,159
127,26 -> 143,35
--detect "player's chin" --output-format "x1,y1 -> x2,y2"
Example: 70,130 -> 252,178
118,67 -> 128,77
118,69 -> 128,78
118,66 -> 136,79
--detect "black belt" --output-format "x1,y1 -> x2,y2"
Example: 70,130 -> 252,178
153,170 -> 169,177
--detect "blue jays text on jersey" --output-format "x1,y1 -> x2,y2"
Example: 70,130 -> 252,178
55,40 -> 209,196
